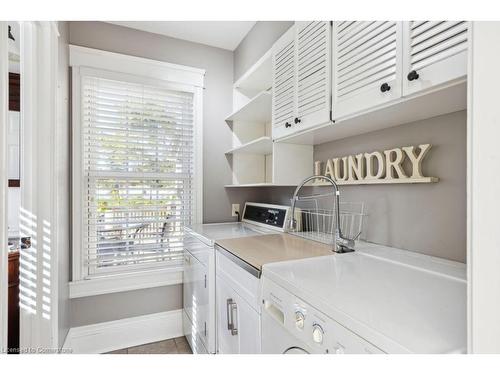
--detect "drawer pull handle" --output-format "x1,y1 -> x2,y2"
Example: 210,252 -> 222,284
226,298 -> 238,336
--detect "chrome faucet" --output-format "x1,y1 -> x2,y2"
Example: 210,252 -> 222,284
288,175 -> 355,253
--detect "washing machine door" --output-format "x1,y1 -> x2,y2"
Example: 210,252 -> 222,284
283,347 -> 310,354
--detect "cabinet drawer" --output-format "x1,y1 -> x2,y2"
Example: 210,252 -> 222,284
215,246 -> 260,311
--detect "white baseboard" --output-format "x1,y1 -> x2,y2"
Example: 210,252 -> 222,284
63,309 -> 183,354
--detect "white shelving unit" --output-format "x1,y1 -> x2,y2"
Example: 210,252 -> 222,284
225,136 -> 272,155
233,50 -> 273,98
225,47 -> 313,187
225,91 -> 271,123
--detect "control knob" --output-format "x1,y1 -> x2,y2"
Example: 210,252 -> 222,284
295,311 -> 305,330
312,324 -> 324,344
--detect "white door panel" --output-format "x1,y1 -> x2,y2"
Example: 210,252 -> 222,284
216,275 -> 261,354
272,22 -> 332,140
183,250 -> 208,348
332,21 -> 403,119
402,21 -> 468,96
296,21 -> 331,133
7,111 -> 20,180
216,275 -> 240,353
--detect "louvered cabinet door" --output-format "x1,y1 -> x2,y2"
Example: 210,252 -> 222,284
403,21 -> 468,96
296,21 -> 332,132
272,26 -> 297,140
332,21 -> 403,119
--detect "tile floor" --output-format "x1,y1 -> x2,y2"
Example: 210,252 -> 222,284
106,336 -> 192,354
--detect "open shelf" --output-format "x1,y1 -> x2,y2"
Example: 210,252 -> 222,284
225,91 -> 272,123
233,50 -> 272,97
225,136 -> 272,155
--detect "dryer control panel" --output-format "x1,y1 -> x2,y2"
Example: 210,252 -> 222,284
242,202 -> 290,230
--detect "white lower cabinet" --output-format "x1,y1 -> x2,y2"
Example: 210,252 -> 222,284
215,248 -> 261,354
216,274 -> 261,354
183,249 -> 209,352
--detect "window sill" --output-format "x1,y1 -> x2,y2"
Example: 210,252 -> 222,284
69,267 -> 183,299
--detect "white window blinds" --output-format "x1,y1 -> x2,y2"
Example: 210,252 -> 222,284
80,74 -> 195,277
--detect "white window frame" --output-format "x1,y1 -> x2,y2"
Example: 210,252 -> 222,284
69,46 -> 204,297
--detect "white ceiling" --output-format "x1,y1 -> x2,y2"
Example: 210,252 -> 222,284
107,21 -> 256,51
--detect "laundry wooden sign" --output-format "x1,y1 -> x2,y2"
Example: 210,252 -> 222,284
313,144 -> 438,185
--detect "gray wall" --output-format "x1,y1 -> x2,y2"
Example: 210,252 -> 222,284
70,286 -> 182,327
233,21 -> 293,81
313,111 -> 467,262
239,112 -> 467,262
57,21 -> 71,346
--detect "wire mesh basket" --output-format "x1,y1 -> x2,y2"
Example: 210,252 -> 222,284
290,200 -> 366,245
287,176 -> 366,251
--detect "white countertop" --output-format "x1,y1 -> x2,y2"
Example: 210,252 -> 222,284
185,222 -> 276,246
262,241 -> 467,354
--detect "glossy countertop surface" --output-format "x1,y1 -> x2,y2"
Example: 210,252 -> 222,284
185,222 -> 276,246
262,241 -> 467,354
215,233 -> 333,271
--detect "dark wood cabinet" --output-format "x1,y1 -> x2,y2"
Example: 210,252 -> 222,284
9,72 -> 20,112
8,72 -> 21,188
8,250 -> 20,353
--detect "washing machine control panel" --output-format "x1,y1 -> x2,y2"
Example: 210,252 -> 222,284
262,277 -> 384,354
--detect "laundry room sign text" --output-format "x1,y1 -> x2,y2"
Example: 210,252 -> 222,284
313,144 -> 438,185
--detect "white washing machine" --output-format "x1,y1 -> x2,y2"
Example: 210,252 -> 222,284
261,276 -> 383,354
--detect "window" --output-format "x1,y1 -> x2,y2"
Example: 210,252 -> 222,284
70,46 -> 204,288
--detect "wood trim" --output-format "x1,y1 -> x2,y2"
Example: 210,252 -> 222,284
8,250 -> 19,352
9,72 -> 20,112
1,21 -> 10,351
69,267 -> 183,298
69,45 -> 205,87
63,309 -> 183,354
8,179 -> 20,188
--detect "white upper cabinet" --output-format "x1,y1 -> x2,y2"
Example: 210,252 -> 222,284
332,21 -> 403,119
296,21 -> 332,132
402,21 -> 468,96
272,22 -> 331,140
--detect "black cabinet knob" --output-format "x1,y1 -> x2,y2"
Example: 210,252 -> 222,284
294,117 -> 301,124
285,122 -> 291,128
380,83 -> 391,93
407,70 -> 419,81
